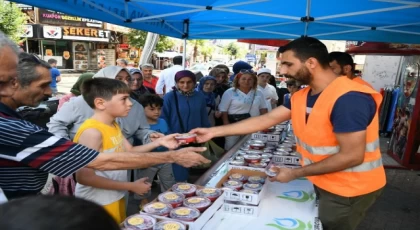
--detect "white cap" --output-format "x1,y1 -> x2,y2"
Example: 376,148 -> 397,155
257,68 -> 271,75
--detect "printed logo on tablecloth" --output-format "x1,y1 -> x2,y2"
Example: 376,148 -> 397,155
276,190 -> 316,203
266,218 -> 310,230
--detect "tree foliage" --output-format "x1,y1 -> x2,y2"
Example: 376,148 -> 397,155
223,42 -> 240,59
126,29 -> 175,52
0,1 -> 28,43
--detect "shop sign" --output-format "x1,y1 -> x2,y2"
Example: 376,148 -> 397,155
43,26 -> 62,39
118,44 -> 130,49
38,9 -> 103,28
21,25 -> 33,38
62,26 -> 111,42
105,23 -> 130,33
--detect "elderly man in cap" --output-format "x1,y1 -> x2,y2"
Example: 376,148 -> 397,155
257,68 -> 278,111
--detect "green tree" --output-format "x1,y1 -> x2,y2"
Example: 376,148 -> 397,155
188,40 -> 205,63
200,45 -> 214,62
0,0 -> 28,43
126,29 -> 175,52
223,42 -> 240,59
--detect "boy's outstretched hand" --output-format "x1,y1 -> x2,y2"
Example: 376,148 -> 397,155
149,132 -> 165,142
157,133 -> 181,149
130,177 -> 152,195
189,128 -> 215,143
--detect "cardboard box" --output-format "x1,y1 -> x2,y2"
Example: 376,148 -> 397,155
140,185 -> 224,230
222,201 -> 260,217
215,169 -> 268,206
251,133 -> 281,142
227,164 -> 267,173
271,155 -> 300,165
265,141 -> 280,147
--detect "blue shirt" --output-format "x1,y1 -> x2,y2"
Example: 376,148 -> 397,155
161,91 -> 211,134
50,68 -> 60,88
150,118 -> 169,152
284,91 -> 376,133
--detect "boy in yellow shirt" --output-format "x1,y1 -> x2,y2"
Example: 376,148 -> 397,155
73,78 -> 180,223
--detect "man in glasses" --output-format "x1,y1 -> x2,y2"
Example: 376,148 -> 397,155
192,37 -> 385,230
0,32 -> 209,201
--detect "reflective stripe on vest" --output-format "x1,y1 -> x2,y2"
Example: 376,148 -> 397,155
303,157 -> 383,172
296,137 -> 380,155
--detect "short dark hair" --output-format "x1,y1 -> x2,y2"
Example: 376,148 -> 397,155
138,94 -> 163,108
279,37 -> 330,68
47,58 -> 57,65
0,196 -> 120,230
329,52 -> 355,72
18,53 -> 51,87
82,78 -> 131,109
173,56 -> 183,65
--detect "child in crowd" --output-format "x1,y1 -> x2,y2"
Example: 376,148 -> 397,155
135,94 -> 176,206
48,59 -> 61,95
73,78 -> 179,223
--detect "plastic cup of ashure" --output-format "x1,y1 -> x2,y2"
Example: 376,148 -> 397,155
243,183 -> 263,191
143,202 -> 173,216
172,183 -> 197,197
229,173 -> 248,182
183,196 -> 212,212
243,154 -> 262,163
174,133 -> 197,144
247,176 -> 266,184
153,220 -> 187,230
169,207 -> 201,222
196,187 -> 223,202
124,214 -> 156,230
248,162 -> 268,168
223,180 -> 243,191
158,192 -> 185,208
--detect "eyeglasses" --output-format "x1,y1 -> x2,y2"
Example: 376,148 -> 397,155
239,69 -> 255,74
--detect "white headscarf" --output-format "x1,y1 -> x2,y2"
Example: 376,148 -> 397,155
93,66 -> 131,79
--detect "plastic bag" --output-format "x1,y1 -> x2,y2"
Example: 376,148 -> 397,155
192,140 -> 225,169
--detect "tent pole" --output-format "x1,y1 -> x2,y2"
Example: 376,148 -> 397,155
183,39 -> 187,70
182,20 -> 189,70
304,0 -> 311,36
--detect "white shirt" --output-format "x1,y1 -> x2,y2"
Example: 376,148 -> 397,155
258,84 -> 278,111
219,88 -> 267,117
258,84 -> 278,100
155,65 -> 184,94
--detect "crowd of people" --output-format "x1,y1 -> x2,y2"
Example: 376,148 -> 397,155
0,30 -> 386,230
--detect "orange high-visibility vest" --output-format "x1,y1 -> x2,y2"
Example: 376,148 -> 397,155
353,76 -> 374,89
291,77 -> 386,197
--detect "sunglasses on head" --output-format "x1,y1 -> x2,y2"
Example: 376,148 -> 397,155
239,69 -> 255,74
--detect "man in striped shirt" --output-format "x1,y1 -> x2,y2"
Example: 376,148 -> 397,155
0,32 -> 210,200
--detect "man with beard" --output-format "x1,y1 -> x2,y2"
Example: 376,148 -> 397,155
329,51 -> 374,89
190,37 -> 385,230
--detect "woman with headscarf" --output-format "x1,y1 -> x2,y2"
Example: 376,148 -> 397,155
128,69 -> 156,102
58,73 -> 94,110
209,67 -> 230,98
161,70 -> 211,182
197,76 -> 218,126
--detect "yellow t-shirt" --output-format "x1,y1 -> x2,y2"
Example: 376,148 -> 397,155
74,119 -> 127,206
